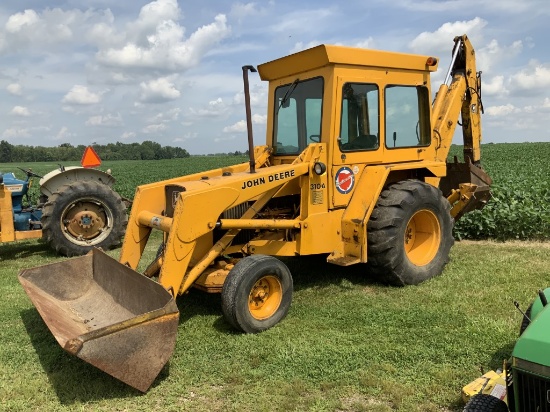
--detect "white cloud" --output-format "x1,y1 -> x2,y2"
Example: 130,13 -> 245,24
223,120 -> 246,133
121,131 -> 136,140
233,84 -> 267,107
2,127 -> 31,138
173,131 -> 198,142
0,8 -> 110,54
230,3 -> 261,22
55,126 -> 73,140
252,114 -> 267,124
7,83 -> 22,96
142,123 -> 167,133
148,108 -> 181,123
477,39 -> 523,73
62,85 -> 102,105
409,17 -> 487,55
509,62 -> 550,94
5,9 -> 40,33
96,0 -> 230,71
223,114 -> 267,133
139,77 -> 180,103
10,105 -> 30,117
188,97 -> 229,118
486,104 -> 520,117
85,113 -> 124,127
485,99 -> 550,117
483,75 -> 508,97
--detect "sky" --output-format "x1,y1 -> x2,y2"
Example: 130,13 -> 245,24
0,1 -> 549,155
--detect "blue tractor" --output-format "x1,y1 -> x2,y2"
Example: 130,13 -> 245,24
0,162 -> 127,256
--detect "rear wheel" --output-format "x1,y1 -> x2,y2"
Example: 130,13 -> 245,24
221,255 -> 293,333
367,180 -> 454,285
41,181 -> 127,257
463,394 -> 508,411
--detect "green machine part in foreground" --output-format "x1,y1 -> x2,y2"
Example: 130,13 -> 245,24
462,288 -> 550,411
509,287 -> 550,412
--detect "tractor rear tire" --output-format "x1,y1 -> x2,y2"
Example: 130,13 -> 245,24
463,394 -> 508,411
41,181 -> 127,257
221,255 -> 293,333
367,180 -> 454,286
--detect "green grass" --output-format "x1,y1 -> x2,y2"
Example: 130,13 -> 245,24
1,237 -> 549,411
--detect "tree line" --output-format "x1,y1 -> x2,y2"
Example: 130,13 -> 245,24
0,140 -> 191,163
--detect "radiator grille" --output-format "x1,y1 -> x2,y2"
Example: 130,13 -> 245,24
515,369 -> 550,412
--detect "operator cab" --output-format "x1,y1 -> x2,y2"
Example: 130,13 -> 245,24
258,44 -> 438,166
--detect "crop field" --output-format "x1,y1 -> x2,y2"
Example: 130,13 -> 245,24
0,142 -> 549,411
4,141 -> 550,241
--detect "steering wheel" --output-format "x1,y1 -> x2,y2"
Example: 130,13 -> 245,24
17,167 -> 43,179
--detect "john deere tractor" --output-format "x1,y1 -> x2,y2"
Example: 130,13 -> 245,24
463,288 -> 550,411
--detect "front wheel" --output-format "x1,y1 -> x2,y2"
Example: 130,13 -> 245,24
221,255 -> 293,333
463,394 -> 508,411
41,181 -> 127,257
367,180 -> 454,286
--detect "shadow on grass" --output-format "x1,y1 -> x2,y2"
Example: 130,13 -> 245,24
0,239 -> 56,261
19,308 -> 168,403
174,254 -> 386,334
489,340 -> 516,371
177,288 -> 223,324
279,254 -> 385,291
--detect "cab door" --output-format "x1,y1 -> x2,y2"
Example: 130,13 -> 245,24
331,76 -> 383,208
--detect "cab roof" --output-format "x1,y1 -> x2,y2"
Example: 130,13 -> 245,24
257,44 -> 438,81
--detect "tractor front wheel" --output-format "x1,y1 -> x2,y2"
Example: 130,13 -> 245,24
463,394 -> 508,411
221,255 -> 293,333
367,180 -> 454,286
41,181 -> 127,257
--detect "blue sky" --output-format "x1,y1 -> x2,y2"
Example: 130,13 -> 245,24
0,0 -> 549,154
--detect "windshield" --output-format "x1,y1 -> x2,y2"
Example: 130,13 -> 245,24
273,77 -> 324,155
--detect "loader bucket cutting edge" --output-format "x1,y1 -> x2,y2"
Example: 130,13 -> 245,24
18,248 -> 180,392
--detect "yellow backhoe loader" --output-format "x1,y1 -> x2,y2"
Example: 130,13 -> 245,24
19,34 -> 491,392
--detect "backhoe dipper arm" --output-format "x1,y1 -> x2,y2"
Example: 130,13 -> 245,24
432,35 -> 492,220
431,35 -> 482,163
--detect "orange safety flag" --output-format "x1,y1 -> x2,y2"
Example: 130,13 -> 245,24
81,146 -> 102,168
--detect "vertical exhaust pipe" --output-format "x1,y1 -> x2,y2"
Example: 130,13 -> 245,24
242,65 -> 257,173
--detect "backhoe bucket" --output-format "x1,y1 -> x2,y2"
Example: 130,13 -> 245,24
439,159 -> 492,220
18,248 -> 179,392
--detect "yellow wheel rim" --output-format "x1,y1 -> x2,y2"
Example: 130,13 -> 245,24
404,209 -> 441,266
248,275 -> 283,320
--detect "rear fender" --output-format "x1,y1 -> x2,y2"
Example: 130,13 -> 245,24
39,167 -> 115,198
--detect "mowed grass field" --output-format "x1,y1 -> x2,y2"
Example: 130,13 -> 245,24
1,143 -> 550,411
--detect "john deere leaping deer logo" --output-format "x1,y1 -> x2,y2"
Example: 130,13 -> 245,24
335,167 -> 355,194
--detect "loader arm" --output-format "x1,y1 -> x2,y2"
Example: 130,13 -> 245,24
432,35 -> 492,219
121,144 -> 324,297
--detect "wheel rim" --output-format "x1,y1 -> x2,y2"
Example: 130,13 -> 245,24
61,198 -> 113,246
404,209 -> 441,266
248,275 -> 283,320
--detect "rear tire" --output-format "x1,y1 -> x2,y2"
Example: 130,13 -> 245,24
367,180 -> 454,286
463,394 -> 508,411
41,181 -> 127,257
221,255 -> 293,333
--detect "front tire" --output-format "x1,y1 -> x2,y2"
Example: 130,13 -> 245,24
367,180 -> 454,286
41,181 -> 127,257
463,394 -> 508,411
221,255 -> 293,333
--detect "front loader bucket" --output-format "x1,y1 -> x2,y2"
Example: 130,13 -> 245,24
18,248 -> 179,392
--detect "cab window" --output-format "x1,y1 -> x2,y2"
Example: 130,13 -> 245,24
274,77 -> 324,155
385,85 -> 431,148
339,83 -> 379,152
